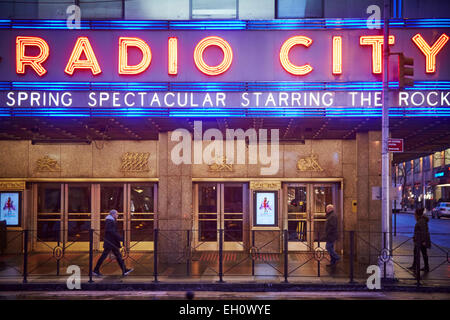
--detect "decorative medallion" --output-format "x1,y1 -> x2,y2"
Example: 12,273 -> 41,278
208,157 -> 233,172
35,155 -> 61,172
250,181 -> 281,191
297,154 -> 324,172
120,152 -> 150,172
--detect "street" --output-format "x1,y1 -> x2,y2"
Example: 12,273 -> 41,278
393,212 -> 450,249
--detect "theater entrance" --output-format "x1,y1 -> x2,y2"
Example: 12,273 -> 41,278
285,183 -> 340,251
193,183 -> 248,251
34,182 -> 156,252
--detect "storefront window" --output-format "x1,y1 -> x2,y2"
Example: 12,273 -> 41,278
423,156 -> 431,172
191,0 -> 237,19
433,152 -> 443,168
445,149 -> 450,165
413,159 -> 421,173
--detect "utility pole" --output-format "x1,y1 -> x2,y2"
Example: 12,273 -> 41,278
382,0 -> 394,279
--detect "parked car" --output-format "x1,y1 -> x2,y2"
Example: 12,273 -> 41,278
432,202 -> 450,219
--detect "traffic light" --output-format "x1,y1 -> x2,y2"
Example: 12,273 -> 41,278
398,53 -> 414,89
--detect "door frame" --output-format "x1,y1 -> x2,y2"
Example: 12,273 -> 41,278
284,182 -> 341,251
193,182 -> 247,251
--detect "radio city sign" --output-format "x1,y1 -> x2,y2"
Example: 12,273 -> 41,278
0,29 -> 449,82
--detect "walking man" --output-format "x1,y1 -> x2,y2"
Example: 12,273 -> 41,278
93,209 -> 133,276
325,204 -> 340,266
408,208 -> 431,273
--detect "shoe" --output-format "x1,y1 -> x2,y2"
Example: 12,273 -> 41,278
420,267 -> 430,273
407,266 -> 416,271
123,268 -> 134,276
92,270 -> 103,277
326,261 -> 336,267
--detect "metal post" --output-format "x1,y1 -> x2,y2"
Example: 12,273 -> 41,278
383,232 -> 387,280
154,228 -> 158,283
23,230 -> 28,284
186,230 -> 190,276
251,229 -> 255,276
56,231 -> 60,276
382,0 -> 394,279
283,229 -> 288,283
317,230 -> 320,277
415,246 -> 421,286
394,165 -> 397,237
217,229 -> 224,283
88,229 -> 93,283
349,231 -> 356,284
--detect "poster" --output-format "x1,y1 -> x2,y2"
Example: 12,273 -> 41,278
0,192 -> 20,226
255,192 -> 277,226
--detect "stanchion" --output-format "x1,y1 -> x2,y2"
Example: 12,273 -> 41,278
23,230 -> 28,284
317,230 -> 321,277
349,231 -> 356,284
217,229 -> 224,283
88,229 -> 93,283
186,229 -> 190,276
56,231 -> 60,276
283,229 -> 288,283
383,232 -> 387,280
251,230 -> 255,276
154,228 -> 159,283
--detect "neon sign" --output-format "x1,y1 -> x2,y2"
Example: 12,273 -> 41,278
16,36 -> 49,76
64,37 -> 101,75
412,33 -> 449,73
118,37 -> 152,75
13,33 -> 449,78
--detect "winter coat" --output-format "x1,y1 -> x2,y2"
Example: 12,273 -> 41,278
325,210 -> 338,243
413,215 -> 431,248
103,215 -> 123,249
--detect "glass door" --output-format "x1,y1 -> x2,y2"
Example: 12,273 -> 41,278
194,183 -> 245,251
222,184 -> 244,251
287,184 -> 310,251
99,184 -> 124,250
129,183 -> 155,251
35,183 -> 63,251
286,183 -> 338,251
65,184 -> 92,251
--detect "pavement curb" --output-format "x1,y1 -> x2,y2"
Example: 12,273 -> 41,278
1,282 -> 449,293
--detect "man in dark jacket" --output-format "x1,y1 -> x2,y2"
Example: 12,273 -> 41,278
325,204 -> 340,266
408,208 -> 431,273
93,209 -> 133,276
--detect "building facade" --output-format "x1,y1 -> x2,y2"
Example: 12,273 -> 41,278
0,0 -> 449,273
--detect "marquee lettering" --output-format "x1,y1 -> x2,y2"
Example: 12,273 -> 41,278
412,33 -> 449,73
65,37 -> 102,75
16,36 -> 50,76
118,37 -> 152,75
14,34 -> 449,77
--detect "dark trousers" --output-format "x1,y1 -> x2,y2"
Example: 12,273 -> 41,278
326,241 -> 340,263
94,247 -> 126,273
412,245 -> 429,270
